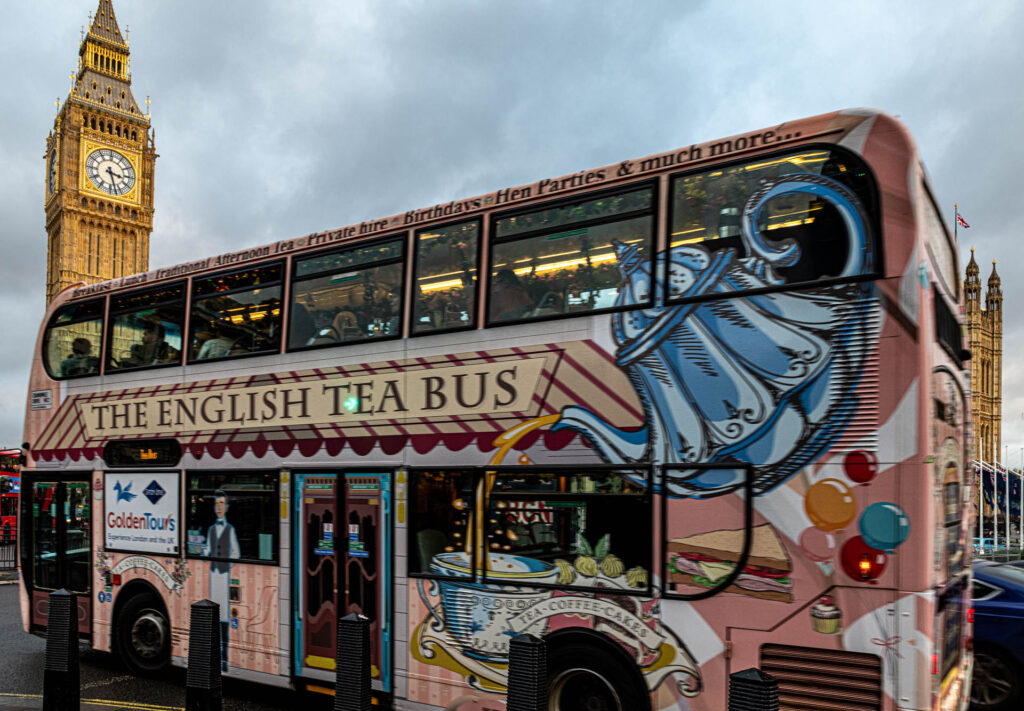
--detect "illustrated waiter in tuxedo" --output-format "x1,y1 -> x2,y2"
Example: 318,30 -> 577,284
203,490 -> 240,671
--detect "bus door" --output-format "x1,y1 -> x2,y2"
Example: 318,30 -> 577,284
341,473 -> 388,688
294,472 -> 391,690
26,476 -> 92,634
295,474 -> 338,678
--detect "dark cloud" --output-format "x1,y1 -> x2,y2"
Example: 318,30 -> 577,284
2,0 -> 1023,452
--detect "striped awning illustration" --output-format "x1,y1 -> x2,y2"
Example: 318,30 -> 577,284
33,340 -> 643,463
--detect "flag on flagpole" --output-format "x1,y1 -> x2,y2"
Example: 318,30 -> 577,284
957,211 -> 970,229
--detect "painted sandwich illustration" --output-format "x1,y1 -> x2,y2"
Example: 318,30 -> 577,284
667,524 -> 793,602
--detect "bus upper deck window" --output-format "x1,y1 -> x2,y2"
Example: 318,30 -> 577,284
189,264 -> 284,362
43,299 -> 105,379
412,220 -> 480,335
290,237 -> 405,350
106,282 -> 186,372
667,148 -> 878,301
488,186 -> 654,325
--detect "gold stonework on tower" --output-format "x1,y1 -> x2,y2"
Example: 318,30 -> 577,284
44,0 -> 156,305
964,248 -> 1003,463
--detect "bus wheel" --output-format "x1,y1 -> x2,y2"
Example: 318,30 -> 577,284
116,593 -> 170,674
547,641 -> 649,711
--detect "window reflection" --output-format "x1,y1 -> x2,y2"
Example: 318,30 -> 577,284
495,188 -> 652,239
413,221 -> 478,334
186,472 -> 278,563
408,469 -> 650,591
489,187 -> 654,324
409,470 -> 477,577
290,239 -> 404,349
107,284 -> 184,371
44,299 -> 104,379
32,483 -> 58,590
489,217 -> 652,323
190,265 -> 282,361
669,149 -> 875,295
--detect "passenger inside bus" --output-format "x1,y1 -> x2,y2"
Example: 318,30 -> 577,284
196,323 -> 235,360
289,302 -> 315,347
59,337 -> 99,377
121,321 -> 170,368
490,268 -> 534,322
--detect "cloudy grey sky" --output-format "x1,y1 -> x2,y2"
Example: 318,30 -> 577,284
2,1 -> 1022,458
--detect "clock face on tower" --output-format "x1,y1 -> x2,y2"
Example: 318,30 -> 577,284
85,148 -> 136,196
48,150 -> 57,195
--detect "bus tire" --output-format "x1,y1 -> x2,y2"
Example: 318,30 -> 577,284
116,592 -> 170,674
547,639 -> 650,711
972,643 -> 1022,711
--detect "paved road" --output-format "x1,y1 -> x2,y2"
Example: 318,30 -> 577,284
0,583 -> 331,711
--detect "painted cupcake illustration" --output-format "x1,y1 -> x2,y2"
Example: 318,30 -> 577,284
810,595 -> 842,634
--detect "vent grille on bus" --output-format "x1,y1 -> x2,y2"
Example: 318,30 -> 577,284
760,644 -> 882,711
830,298 -> 882,455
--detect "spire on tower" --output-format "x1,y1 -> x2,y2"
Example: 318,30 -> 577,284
86,0 -> 128,48
966,247 -> 979,276
67,0 -> 146,121
986,258 -> 1002,316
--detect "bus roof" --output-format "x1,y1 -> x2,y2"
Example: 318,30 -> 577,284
63,108 -> 901,303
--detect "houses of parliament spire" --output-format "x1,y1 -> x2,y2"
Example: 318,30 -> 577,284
964,248 -> 1003,462
44,0 -> 156,304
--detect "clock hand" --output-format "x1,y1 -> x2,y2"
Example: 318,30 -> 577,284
105,166 -> 122,192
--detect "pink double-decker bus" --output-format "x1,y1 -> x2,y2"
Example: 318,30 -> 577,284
20,108 -> 971,710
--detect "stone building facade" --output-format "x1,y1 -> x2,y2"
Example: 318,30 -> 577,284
964,248 -> 1002,463
44,0 -> 155,304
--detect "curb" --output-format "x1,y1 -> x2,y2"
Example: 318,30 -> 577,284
0,694 -> 184,711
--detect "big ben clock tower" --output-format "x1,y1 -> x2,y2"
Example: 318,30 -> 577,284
44,0 -> 155,304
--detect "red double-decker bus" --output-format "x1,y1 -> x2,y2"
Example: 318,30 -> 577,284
0,448 -> 20,543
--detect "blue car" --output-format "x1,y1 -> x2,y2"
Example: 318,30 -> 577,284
971,561 -> 1024,710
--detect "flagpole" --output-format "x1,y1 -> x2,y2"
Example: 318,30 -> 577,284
995,462 -> 999,552
1018,466 -> 1023,555
955,202 -> 958,241
985,459 -> 992,553
1006,446 -> 1011,551
979,459 -> 985,552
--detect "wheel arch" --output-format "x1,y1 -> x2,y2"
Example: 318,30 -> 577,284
111,578 -> 169,648
974,639 -> 1024,673
543,627 -> 652,710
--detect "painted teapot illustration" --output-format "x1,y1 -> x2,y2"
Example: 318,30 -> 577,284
555,173 -> 878,498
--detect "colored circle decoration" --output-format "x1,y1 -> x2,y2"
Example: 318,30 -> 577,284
804,478 -> 857,532
858,502 -> 911,552
798,527 -> 836,562
843,450 -> 879,484
839,535 -> 887,582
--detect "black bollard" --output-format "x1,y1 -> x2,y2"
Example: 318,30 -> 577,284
334,613 -> 372,711
506,634 -> 547,711
728,667 -> 779,711
43,589 -> 79,711
186,599 -> 222,711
